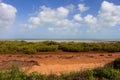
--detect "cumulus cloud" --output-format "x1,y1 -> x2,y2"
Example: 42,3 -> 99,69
22,1 -> 120,33
23,6 -> 69,29
78,4 -> 89,12
0,2 -> 17,29
98,1 -> 120,27
22,5 -> 80,32
74,14 -> 83,21
83,1 -> 120,29
84,14 -> 97,28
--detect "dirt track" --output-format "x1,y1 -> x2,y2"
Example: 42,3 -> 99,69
0,51 -> 120,74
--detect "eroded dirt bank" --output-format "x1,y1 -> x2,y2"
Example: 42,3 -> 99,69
0,52 -> 120,74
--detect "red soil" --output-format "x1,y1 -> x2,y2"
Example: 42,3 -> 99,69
0,51 -> 120,75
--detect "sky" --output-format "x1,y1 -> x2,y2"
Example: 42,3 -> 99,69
0,0 -> 120,40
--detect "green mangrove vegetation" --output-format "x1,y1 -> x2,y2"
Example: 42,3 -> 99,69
0,41 -> 120,54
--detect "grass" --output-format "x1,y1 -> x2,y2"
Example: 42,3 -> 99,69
0,40 -> 120,54
0,58 -> 120,80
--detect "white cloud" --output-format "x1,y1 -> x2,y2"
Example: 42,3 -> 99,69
78,4 -> 89,12
74,14 -> 82,21
22,5 -> 80,32
83,1 -> 120,29
84,14 -> 97,28
98,1 -> 120,27
0,2 -> 17,29
22,1 -> 120,34
56,7 -> 69,18
24,6 -> 69,29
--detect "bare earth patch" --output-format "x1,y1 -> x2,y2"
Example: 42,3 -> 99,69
0,51 -> 120,74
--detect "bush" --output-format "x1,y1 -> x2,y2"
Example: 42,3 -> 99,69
94,67 -> 120,79
28,72 -> 46,80
60,43 -> 85,52
76,70 -> 95,80
60,72 -> 78,80
24,47 -> 37,54
42,41 -> 58,45
46,74 -> 59,80
0,41 -> 120,54
36,45 -> 58,52
113,58 -> 120,69
0,65 -> 26,80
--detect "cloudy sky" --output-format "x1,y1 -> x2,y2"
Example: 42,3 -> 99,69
0,0 -> 120,40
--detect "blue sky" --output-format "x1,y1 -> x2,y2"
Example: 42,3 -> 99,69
0,0 -> 120,40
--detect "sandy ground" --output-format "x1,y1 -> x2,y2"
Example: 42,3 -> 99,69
0,51 -> 120,74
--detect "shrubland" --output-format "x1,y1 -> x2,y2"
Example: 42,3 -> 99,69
0,41 -> 120,54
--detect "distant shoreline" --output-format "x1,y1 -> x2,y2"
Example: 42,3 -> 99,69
24,40 -> 120,43
0,39 -> 120,42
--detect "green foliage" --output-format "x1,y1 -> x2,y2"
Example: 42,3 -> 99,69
60,42 -> 120,52
35,45 -> 58,52
0,65 -> 26,80
28,72 -> 46,80
60,72 -> 78,80
0,41 -> 120,54
94,67 -> 120,79
23,47 -> 37,54
85,70 -> 95,80
0,41 -> 59,54
113,58 -> 120,69
46,74 -> 60,80
42,41 -> 59,45
59,42 -> 91,52
74,70 -> 95,80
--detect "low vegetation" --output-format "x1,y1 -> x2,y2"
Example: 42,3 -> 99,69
0,58 -> 120,80
113,57 -> 120,69
0,40 -> 120,54
0,41 -> 58,54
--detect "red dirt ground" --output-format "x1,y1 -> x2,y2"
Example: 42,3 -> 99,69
0,51 -> 120,75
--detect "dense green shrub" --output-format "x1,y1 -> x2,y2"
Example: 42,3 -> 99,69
60,72 -> 78,80
35,45 -> 58,52
23,47 -> 37,54
113,58 -> 120,69
46,74 -> 60,80
72,70 -> 95,80
0,41 -> 120,54
42,41 -> 59,45
59,42 -> 89,52
94,67 -> 120,79
28,72 -> 46,80
60,42 -> 120,52
0,41 -> 59,54
0,65 -> 26,80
